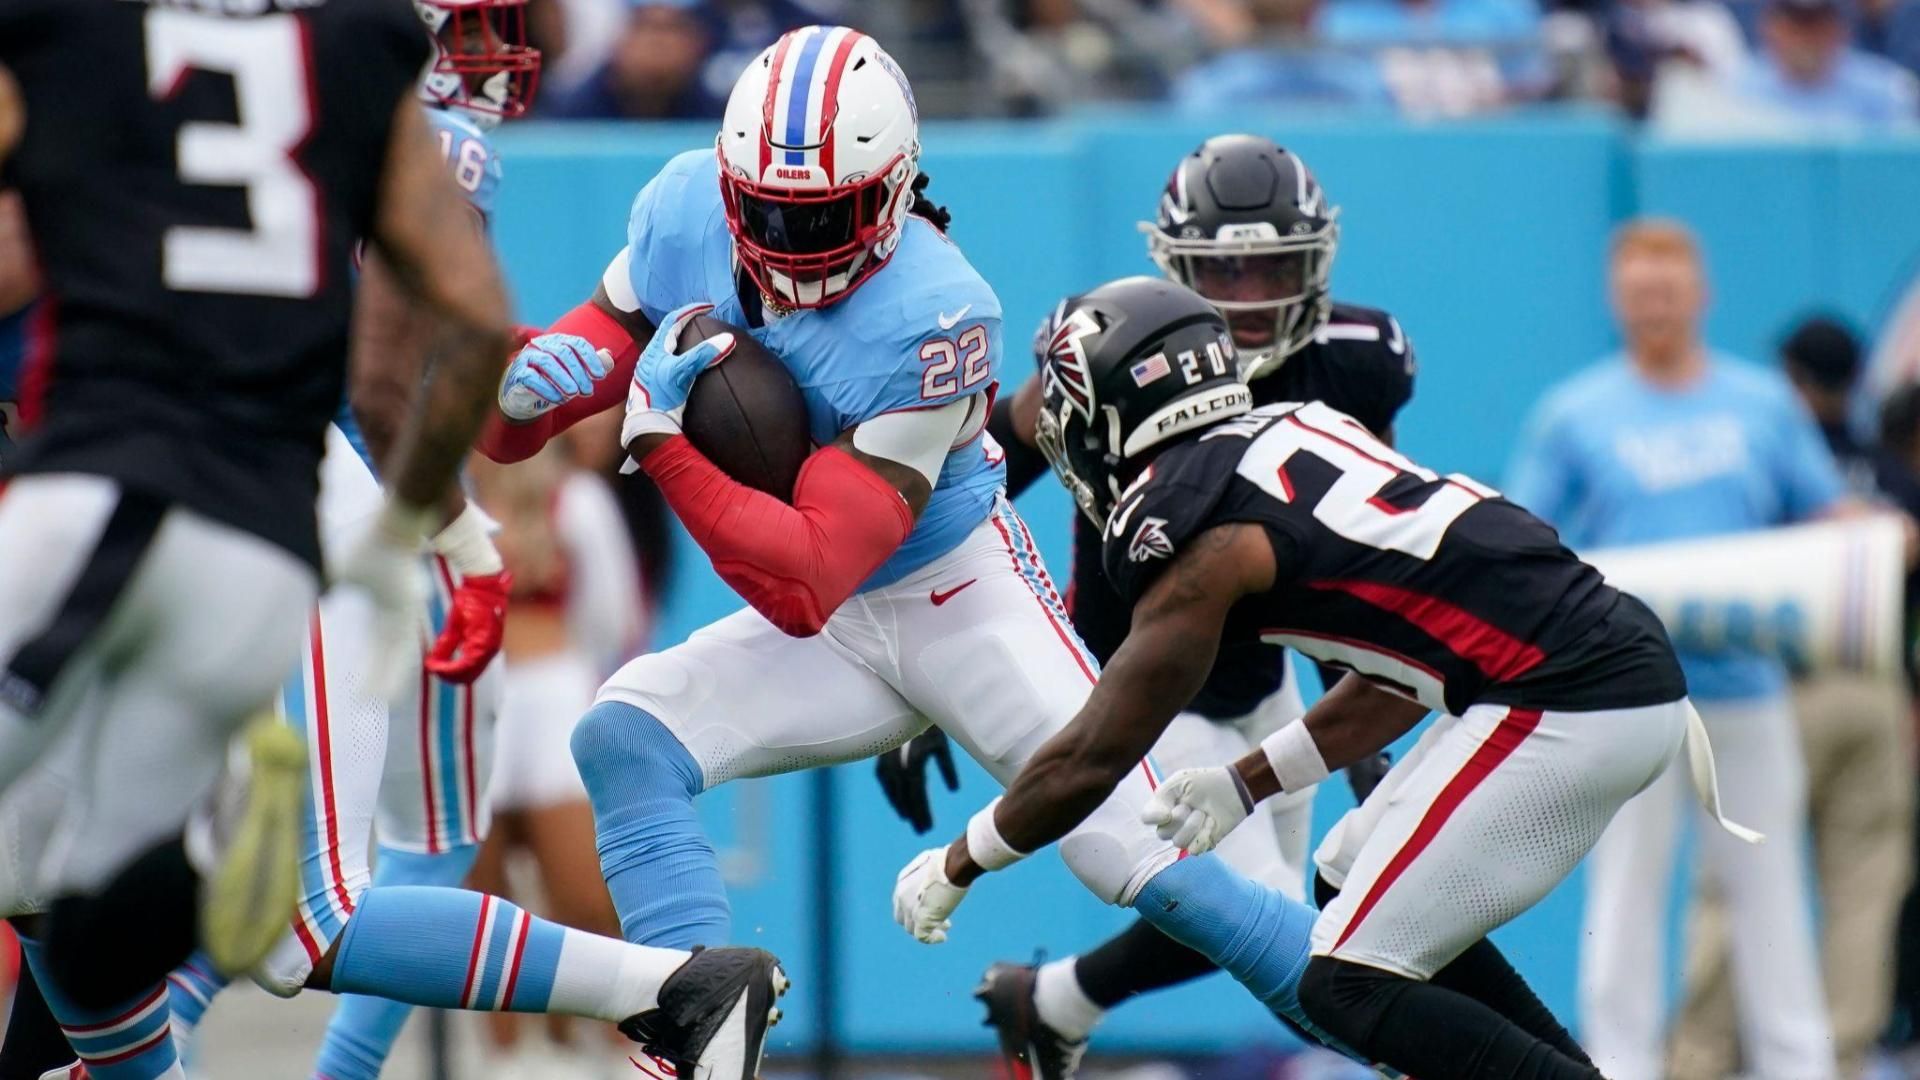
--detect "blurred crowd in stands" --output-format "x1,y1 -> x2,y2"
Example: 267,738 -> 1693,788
513,0 -> 1920,129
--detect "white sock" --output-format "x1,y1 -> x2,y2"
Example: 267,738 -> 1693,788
1033,957 -> 1105,1042
547,932 -> 690,1022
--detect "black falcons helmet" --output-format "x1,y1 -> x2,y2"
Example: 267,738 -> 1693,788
1034,276 -> 1253,528
1141,134 -> 1340,380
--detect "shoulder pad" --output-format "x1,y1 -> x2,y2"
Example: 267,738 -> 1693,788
624,151 -> 727,322
425,108 -> 503,218
1101,434 -> 1245,605
1318,302 -> 1413,370
830,219 -> 1005,416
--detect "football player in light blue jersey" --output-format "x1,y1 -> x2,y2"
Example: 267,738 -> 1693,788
482,25 -> 1354,1040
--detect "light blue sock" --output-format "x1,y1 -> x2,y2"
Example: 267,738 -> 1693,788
1132,855 -> 1318,1022
570,701 -> 730,947
164,950 -> 228,1042
20,935 -> 181,1080
327,887 -> 567,1011
312,845 -> 480,1080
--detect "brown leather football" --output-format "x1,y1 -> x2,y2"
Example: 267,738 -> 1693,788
676,312 -> 811,501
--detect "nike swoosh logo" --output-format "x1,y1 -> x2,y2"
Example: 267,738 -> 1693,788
1109,495 -> 1145,539
930,579 -> 978,606
937,304 -> 973,331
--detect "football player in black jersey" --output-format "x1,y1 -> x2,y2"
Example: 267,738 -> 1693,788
893,277 -> 1761,1080
0,0 -> 517,1021
875,135 -> 1419,1075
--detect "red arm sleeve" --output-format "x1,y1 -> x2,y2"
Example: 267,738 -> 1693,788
476,301 -> 644,463
640,436 -> 914,637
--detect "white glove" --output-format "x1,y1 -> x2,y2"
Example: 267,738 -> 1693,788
334,500 -> 433,699
1140,765 -> 1256,855
892,847 -> 968,944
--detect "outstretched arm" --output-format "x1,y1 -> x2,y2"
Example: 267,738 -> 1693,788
942,521 -> 1277,886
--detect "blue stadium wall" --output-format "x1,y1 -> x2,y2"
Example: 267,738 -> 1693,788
489,110 -> 1920,1055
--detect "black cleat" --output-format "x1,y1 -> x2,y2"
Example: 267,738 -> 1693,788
621,946 -> 788,1080
976,962 -> 1088,1080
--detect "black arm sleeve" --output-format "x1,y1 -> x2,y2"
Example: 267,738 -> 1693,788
989,390 -> 1049,498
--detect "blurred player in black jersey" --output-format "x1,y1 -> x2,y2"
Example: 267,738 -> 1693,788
0,0 -> 514,1017
897,277 -> 1756,1080
874,134 -> 1420,1076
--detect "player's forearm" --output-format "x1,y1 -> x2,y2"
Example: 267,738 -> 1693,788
349,386 -> 468,525
346,302 -> 466,523
639,436 -> 911,636
1237,675 -> 1427,802
947,623 -> 1212,885
384,319 -> 513,508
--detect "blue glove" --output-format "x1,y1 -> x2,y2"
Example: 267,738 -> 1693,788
498,332 -> 612,422
622,303 -> 736,449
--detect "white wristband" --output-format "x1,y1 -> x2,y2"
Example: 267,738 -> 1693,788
430,501 -> 504,577
964,798 -> 1029,872
1261,719 -> 1331,794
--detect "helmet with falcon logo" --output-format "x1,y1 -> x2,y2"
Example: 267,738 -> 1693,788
1034,276 -> 1251,528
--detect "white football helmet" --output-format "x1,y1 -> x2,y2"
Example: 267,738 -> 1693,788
414,0 -> 541,129
717,26 -> 921,310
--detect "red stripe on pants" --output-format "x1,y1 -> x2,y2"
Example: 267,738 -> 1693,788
1331,707 -> 1544,951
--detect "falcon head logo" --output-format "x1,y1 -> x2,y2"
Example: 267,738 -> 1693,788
1043,306 -> 1101,421
1127,516 -> 1175,563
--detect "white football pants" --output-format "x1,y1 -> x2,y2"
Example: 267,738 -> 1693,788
0,473 -> 316,901
594,497 -> 1182,907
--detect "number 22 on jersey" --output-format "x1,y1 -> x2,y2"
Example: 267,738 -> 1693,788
145,10 -> 319,299
1237,402 -> 1498,560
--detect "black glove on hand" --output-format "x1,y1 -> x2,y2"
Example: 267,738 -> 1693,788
1345,752 -> 1393,804
875,728 -> 960,834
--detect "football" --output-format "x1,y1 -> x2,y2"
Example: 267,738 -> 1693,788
676,312 -> 812,501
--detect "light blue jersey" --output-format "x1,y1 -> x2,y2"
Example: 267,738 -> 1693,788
1505,354 -> 1843,700
425,108 -> 503,219
625,149 -> 1007,588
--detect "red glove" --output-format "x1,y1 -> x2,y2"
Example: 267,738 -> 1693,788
424,570 -> 512,683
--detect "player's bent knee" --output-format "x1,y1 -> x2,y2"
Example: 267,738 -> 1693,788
1298,955 -> 1399,1045
1060,812 -> 1182,908
570,700 -> 703,803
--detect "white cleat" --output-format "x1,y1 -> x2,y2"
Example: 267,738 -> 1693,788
621,947 -> 788,1080
38,1063 -> 86,1079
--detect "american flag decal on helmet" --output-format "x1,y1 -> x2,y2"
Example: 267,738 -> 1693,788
1130,353 -> 1171,387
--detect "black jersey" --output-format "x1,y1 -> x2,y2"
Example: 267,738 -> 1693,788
1105,402 -> 1685,717
0,0 -> 429,569
1040,302 -> 1416,717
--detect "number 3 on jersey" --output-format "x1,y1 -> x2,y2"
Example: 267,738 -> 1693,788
1240,402 -> 1498,560
145,10 -> 319,299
